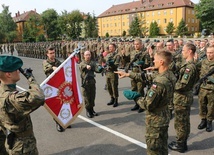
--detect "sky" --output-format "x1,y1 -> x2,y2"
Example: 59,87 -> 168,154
0,0 -> 200,17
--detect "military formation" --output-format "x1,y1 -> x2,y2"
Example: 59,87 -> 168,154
0,37 -> 213,154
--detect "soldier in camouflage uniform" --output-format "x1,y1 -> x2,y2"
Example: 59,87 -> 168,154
197,46 -> 214,132
43,46 -> 70,132
104,43 -> 121,107
168,43 -> 198,153
79,51 -> 103,118
123,39 -> 150,113
116,50 -> 176,155
0,55 -> 45,155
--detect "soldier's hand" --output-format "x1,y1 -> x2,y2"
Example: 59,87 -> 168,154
144,66 -> 157,71
19,68 -> 33,79
114,71 -> 129,79
52,66 -> 57,70
86,65 -> 91,70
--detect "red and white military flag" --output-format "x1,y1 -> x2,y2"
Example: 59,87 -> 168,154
40,54 -> 83,129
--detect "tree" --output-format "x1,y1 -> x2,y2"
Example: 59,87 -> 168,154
0,5 -> 17,42
176,19 -> 188,37
166,22 -> 175,36
58,10 -> 83,40
128,17 -> 142,37
138,13 -> 148,37
122,30 -> 126,37
105,32 -> 109,38
149,21 -> 159,37
41,9 -> 60,40
84,13 -> 98,38
22,14 -> 42,42
195,0 -> 214,32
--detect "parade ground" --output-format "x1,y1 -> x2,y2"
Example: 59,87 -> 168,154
15,54 -> 214,155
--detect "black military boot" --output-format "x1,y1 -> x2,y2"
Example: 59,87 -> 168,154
86,109 -> 94,118
206,120 -> 213,132
107,97 -> 115,105
92,107 -> 98,116
169,141 -> 188,151
113,98 -> 118,107
131,103 -> 139,111
138,107 -> 145,113
56,123 -> 65,132
168,141 -> 186,153
198,119 -> 207,130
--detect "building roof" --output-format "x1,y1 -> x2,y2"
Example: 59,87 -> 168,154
13,10 -> 39,23
98,0 -> 195,18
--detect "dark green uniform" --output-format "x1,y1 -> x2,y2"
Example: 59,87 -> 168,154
79,60 -> 102,112
131,70 -> 176,155
0,77 -> 45,155
172,60 -> 198,149
42,58 -> 61,77
198,59 -> 214,126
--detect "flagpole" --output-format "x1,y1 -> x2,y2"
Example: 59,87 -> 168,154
40,46 -> 81,87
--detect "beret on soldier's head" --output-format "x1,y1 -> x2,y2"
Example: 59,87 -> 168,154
123,89 -> 141,100
0,56 -> 23,72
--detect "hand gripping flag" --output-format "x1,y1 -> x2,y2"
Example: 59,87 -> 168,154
40,49 -> 83,129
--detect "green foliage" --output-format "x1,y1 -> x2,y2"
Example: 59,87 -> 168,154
149,21 -> 159,37
129,17 -> 142,37
36,34 -> 46,42
166,22 -> 175,35
84,13 -> 98,38
122,30 -> 126,37
195,0 -> 214,32
41,9 -> 60,40
23,14 -> 41,42
176,19 -> 188,37
105,32 -> 109,38
58,10 -> 83,39
0,4 -> 17,42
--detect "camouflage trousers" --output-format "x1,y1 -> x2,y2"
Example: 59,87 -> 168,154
174,92 -> 193,143
145,126 -> 168,155
106,73 -> 119,98
0,130 -> 7,155
131,78 -> 145,97
82,82 -> 96,110
198,88 -> 214,121
6,135 -> 38,155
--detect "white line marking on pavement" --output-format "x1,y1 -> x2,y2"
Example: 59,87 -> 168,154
78,115 -> 147,149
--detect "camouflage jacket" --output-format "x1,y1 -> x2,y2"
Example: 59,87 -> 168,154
175,60 -> 198,93
199,59 -> 214,90
132,70 -> 176,127
79,60 -> 102,85
104,51 -> 121,73
43,58 -> 61,77
0,76 -> 44,152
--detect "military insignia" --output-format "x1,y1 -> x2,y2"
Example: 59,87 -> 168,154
185,68 -> 190,72
152,84 -> 157,89
57,82 -> 74,104
148,90 -> 155,97
184,74 -> 189,80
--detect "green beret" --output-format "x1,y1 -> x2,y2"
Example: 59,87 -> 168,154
0,56 -> 23,72
133,61 -> 144,66
123,90 -> 141,100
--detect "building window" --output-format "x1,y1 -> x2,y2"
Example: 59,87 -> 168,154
147,12 -> 149,16
192,10 -> 195,14
192,19 -> 194,23
158,11 -> 160,15
115,23 -> 117,27
164,10 -> 167,15
157,19 -> 160,24
192,27 -> 194,31
164,18 -> 167,23
103,24 -> 105,28
123,22 -> 125,26
152,12 -> 155,16
170,10 -> 173,14
188,18 -> 190,23
107,24 -> 109,27
170,18 -> 173,22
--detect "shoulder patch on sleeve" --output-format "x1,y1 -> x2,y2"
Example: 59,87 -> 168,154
148,90 -> 155,97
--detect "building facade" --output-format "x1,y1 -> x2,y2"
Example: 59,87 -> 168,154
97,0 -> 199,37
